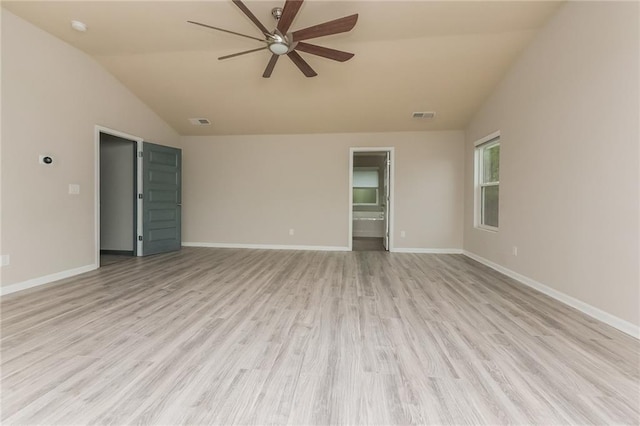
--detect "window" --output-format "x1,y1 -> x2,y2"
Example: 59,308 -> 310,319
353,188 -> 378,205
475,134 -> 500,230
353,168 -> 379,206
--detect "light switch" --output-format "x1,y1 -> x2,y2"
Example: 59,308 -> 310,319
69,184 -> 80,195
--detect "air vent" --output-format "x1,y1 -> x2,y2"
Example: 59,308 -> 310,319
188,118 -> 211,126
412,111 -> 436,119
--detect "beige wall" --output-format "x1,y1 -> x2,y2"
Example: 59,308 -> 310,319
464,2 -> 639,326
1,10 -> 179,287
182,131 -> 464,250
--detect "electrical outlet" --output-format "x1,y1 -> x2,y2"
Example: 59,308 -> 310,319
1,255 -> 10,267
289,229 -> 295,236
400,230 -> 406,238
512,246 -> 518,256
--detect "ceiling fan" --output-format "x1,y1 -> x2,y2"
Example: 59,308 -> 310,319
188,0 -> 358,78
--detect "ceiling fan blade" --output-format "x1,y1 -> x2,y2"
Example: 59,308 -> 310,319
287,50 -> 317,77
187,21 -> 267,43
291,14 -> 358,42
263,54 -> 280,78
295,42 -> 354,62
277,0 -> 304,34
232,0 -> 270,35
219,46 -> 268,60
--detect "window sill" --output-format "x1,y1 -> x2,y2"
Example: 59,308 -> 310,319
475,225 -> 498,233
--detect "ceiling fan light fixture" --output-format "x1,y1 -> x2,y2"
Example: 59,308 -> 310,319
268,42 -> 289,55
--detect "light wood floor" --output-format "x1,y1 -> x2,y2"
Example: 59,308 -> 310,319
1,248 -> 639,425
99,254 -> 135,267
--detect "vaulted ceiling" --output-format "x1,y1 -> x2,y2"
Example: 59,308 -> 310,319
3,1 -> 562,135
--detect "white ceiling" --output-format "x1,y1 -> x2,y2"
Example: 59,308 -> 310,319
3,1 -> 563,135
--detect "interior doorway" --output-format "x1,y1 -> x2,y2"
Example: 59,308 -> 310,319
99,132 -> 137,265
95,127 -> 182,267
96,127 -> 143,267
349,147 -> 394,252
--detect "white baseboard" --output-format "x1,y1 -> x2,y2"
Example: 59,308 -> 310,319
392,248 -> 463,254
463,250 -> 639,339
184,243 -> 464,255
1,264 -> 97,296
182,242 -> 350,252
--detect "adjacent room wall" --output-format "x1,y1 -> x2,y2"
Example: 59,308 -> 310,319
182,131 -> 464,251
464,2 -> 639,329
1,10 -> 180,288
100,135 -> 134,252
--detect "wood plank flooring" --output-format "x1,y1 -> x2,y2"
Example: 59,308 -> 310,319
1,247 -> 639,425
99,254 -> 135,267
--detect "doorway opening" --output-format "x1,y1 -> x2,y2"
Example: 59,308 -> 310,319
96,127 -> 142,267
349,148 -> 394,252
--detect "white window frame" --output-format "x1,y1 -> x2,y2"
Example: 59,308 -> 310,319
353,167 -> 380,206
474,131 -> 500,232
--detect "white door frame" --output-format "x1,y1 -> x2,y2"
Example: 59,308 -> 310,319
348,147 -> 395,251
94,125 -> 144,267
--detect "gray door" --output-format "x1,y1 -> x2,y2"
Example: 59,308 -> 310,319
142,142 -> 182,255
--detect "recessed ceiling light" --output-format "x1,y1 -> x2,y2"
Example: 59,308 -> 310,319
71,20 -> 87,32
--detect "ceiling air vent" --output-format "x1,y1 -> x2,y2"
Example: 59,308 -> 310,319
188,118 -> 211,126
412,111 -> 436,119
